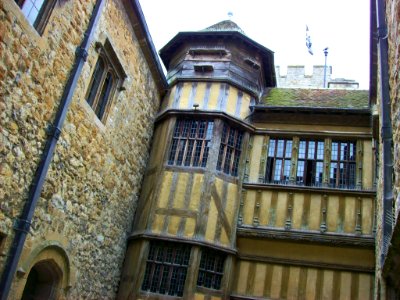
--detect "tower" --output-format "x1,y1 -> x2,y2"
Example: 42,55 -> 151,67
118,19 -> 375,300
118,20 -> 275,299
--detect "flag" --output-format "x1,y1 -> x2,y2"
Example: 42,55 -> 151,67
306,25 -> 313,55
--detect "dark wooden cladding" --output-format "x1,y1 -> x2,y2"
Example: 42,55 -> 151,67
161,37 -> 274,97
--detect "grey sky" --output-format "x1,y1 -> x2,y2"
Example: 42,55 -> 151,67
140,0 -> 370,89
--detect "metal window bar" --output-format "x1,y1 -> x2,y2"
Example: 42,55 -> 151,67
217,124 -> 243,176
197,249 -> 225,290
266,139 -> 292,183
329,141 -> 356,189
168,120 -> 213,168
142,242 -> 191,297
296,140 -> 324,186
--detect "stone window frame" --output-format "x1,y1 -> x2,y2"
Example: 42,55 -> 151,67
167,119 -> 214,168
15,0 -> 57,35
141,241 -> 191,297
216,123 -> 244,177
85,39 -> 126,123
196,248 -> 226,290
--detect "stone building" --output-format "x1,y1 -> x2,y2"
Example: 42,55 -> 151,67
0,1 -> 379,300
373,0 -> 400,298
0,0 -> 166,298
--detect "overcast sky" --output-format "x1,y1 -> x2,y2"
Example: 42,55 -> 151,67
139,0 -> 370,89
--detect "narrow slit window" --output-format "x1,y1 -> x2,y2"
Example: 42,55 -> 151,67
329,141 -> 357,189
296,140 -> 324,187
85,40 -> 126,123
265,139 -> 292,184
216,124 -> 243,177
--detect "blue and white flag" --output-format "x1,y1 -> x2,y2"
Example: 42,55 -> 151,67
306,25 -> 313,55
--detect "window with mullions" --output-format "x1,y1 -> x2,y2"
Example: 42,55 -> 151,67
216,124 -> 243,176
329,141 -> 356,189
168,120 -> 214,167
85,40 -> 126,122
296,140 -> 324,186
197,249 -> 225,290
15,0 -> 56,34
141,241 -> 191,297
265,139 -> 292,184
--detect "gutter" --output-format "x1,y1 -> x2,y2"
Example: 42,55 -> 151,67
252,105 -> 371,115
0,0 -> 106,298
375,0 -> 394,266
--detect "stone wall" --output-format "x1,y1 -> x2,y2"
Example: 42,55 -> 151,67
0,0 -> 162,298
276,65 -> 332,88
375,0 -> 400,296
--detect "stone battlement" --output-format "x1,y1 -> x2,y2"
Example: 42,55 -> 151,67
276,65 -> 359,89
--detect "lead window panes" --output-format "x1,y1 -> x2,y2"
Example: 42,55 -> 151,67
329,141 -> 356,189
197,249 -> 225,290
216,124 -> 243,176
85,40 -> 126,122
168,120 -> 214,167
141,241 -> 191,297
265,139 -> 292,184
15,0 -> 56,34
296,140 -> 324,186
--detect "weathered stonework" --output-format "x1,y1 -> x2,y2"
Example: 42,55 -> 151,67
0,0 -> 163,298
375,0 -> 400,297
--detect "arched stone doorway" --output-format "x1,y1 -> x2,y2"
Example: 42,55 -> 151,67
14,241 -> 76,300
21,259 -> 62,300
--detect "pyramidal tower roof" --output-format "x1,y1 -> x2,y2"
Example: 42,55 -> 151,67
202,20 -> 246,35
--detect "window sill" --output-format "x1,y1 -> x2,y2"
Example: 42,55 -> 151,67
164,164 -> 207,173
79,99 -> 107,131
242,181 -> 376,196
196,286 -> 223,297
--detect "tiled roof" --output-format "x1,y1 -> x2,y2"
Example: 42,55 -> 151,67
202,20 -> 246,35
260,88 -> 369,109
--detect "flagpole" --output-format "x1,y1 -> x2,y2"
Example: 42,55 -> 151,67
323,47 -> 329,88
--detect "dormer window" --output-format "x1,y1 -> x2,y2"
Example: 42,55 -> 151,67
189,48 -> 228,57
194,65 -> 214,73
244,57 -> 260,70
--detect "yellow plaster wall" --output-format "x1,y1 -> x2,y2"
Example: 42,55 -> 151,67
179,82 -> 192,108
207,83 -> 220,110
226,87 -> 238,115
241,190 -> 375,235
362,139 -> 374,189
248,135 -> 263,182
205,197 -> 218,242
237,238 -> 374,269
161,82 -> 252,120
240,93 -> 252,119
232,260 -> 373,300
194,82 -> 207,106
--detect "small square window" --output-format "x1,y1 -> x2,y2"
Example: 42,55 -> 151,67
15,0 -> 57,34
85,40 -> 126,122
